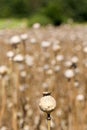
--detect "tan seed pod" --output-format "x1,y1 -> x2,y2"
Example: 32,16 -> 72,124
39,92 -> 56,114
13,54 -> 24,63
0,65 -> 8,76
10,35 -> 21,45
20,33 -> 28,41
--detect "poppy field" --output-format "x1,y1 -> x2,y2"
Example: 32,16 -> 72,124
0,24 -> 87,130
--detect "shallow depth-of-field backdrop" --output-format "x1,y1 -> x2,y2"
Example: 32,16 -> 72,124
0,24 -> 87,130
0,0 -> 87,130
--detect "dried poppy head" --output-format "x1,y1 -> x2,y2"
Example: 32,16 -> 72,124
52,44 -> 61,52
25,55 -> 34,67
33,23 -> 41,29
39,92 -> 56,114
64,69 -> 74,81
76,94 -> 85,102
9,35 -> 21,48
20,33 -> 28,41
13,54 -> 24,63
64,60 -> 72,68
56,55 -> 64,62
30,38 -> 37,44
41,41 -> 51,49
71,56 -> 79,64
0,65 -> 8,76
6,51 -> 14,59
83,46 -> 87,53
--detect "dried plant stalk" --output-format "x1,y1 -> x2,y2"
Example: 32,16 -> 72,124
47,114 -> 51,130
12,107 -> 18,130
12,71 -> 19,130
0,77 -> 6,126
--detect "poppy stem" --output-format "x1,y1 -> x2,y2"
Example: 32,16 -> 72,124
47,113 -> 51,130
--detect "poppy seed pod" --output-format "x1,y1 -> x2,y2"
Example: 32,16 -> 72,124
71,56 -> 79,63
52,44 -> 61,52
41,41 -> 51,48
10,35 -> 21,46
6,51 -> 14,59
30,38 -> 37,44
20,34 -> 28,41
64,69 -> 74,79
83,46 -> 87,53
33,23 -> 41,29
13,54 -> 24,63
0,65 -> 8,76
39,92 -> 56,114
56,55 -> 64,62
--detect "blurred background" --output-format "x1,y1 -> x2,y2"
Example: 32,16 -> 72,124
0,1 -> 87,130
0,0 -> 87,28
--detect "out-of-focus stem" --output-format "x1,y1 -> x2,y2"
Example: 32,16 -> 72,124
67,78 -> 73,130
0,77 -> 6,126
22,41 -> 26,57
9,58 -> 13,72
12,67 -> 19,130
12,106 -> 18,130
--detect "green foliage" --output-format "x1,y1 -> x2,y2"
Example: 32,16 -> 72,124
0,18 -> 27,29
41,0 -> 67,25
62,0 -> 87,22
28,14 -> 53,27
0,0 -> 87,24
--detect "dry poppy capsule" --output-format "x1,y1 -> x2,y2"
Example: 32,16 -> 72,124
0,65 -> 8,76
10,35 -> 21,45
9,35 -> 21,49
39,92 -> 56,114
64,69 -> 74,80
13,54 -> 24,63
33,23 -> 41,29
41,41 -> 51,49
20,34 -> 28,41
83,46 -> 87,53
39,92 -> 56,130
6,51 -> 14,59
52,44 -> 61,52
